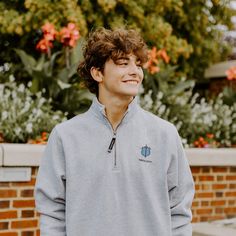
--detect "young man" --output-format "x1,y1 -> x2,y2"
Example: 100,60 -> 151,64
35,28 -> 194,236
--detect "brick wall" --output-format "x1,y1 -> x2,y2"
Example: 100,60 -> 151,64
0,166 -> 236,234
0,168 -> 39,236
191,166 -> 236,222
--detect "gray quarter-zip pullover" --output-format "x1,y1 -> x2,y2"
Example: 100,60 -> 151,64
35,97 -> 194,236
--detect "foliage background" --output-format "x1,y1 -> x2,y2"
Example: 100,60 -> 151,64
0,0 -> 235,80
0,0 -> 235,145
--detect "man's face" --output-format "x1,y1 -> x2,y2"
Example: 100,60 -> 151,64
98,54 -> 144,100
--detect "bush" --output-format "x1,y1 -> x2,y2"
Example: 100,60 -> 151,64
0,75 -> 67,143
139,87 -> 236,148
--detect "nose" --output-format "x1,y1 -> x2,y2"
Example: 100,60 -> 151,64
128,62 -> 140,76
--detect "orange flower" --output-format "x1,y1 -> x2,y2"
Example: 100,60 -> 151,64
206,133 -> 214,139
144,47 -> 170,74
144,47 -> 159,74
36,38 -> 53,53
157,49 -> 170,64
226,66 -> 236,80
41,132 -> 48,141
59,23 -> 80,47
41,23 -> 57,41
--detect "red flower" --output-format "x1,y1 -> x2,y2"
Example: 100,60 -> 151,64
36,38 -> 53,53
59,23 -> 80,47
226,66 -> 236,81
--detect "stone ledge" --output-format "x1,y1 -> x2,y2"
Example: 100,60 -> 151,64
192,218 -> 236,236
0,144 -> 235,167
0,144 -> 45,166
186,148 -> 236,166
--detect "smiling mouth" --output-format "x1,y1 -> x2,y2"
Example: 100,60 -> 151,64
123,80 -> 139,84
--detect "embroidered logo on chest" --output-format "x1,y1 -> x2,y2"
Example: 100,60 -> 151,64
139,145 -> 152,163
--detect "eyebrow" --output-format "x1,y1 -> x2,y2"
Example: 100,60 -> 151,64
116,57 -> 141,62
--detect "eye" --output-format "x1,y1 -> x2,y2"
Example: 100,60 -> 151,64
136,62 -> 142,68
116,60 -> 128,66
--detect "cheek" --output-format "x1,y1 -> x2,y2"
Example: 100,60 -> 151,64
139,70 -> 144,81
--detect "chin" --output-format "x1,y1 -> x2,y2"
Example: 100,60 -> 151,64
122,90 -> 139,97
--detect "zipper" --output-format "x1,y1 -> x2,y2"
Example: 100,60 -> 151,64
104,111 -> 128,169
108,132 -> 116,153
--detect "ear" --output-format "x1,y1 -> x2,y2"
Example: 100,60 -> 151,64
90,67 -> 103,83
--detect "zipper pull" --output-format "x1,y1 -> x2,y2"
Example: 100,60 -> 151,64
108,133 -> 116,153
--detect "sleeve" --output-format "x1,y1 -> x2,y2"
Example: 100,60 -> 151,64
167,127 -> 195,236
35,127 -> 66,236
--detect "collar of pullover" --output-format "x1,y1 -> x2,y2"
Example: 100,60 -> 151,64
89,96 -> 139,124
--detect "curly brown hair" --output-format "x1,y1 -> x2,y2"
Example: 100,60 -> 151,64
77,27 -> 148,96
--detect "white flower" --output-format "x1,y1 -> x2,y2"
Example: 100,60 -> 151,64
14,127 -> 22,136
2,111 -> 8,119
27,81 -> 32,87
52,115 -> 60,120
26,123 -> 33,133
18,84 -> 25,93
9,75 -> 15,82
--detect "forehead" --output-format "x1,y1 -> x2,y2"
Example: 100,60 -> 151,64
113,53 -> 140,61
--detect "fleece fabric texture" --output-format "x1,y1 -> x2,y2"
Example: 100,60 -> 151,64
35,97 -> 195,236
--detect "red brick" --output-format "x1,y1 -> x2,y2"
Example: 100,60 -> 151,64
36,229 -> 40,236
229,184 -> 236,188
21,210 -> 34,218
225,192 -> 236,197
21,189 -> 34,198
195,184 -> 200,190
215,208 -> 224,214
0,200 -> 10,208
13,200 -> 35,208
0,182 -> 10,187
217,175 -> 225,181
0,211 -> 17,219
201,184 -> 211,190
202,167 -> 211,173
228,200 -> 236,206
226,176 -> 236,181
215,192 -> 224,197
200,216 -> 209,221
201,201 -> 209,206
211,200 -> 226,206
11,220 -> 38,229
212,167 -> 228,173
196,208 -> 213,214
0,190 -> 17,198
191,167 -> 200,173
224,208 -> 236,214
192,201 -> 199,207
195,192 -> 214,198
212,184 -> 227,190
0,222 -> 9,230
199,175 -> 214,181
21,231 -> 34,236
12,178 -> 36,187
192,217 -> 198,223
0,233 -> 18,236
229,167 -> 236,172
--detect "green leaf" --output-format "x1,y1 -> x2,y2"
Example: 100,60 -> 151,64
70,37 -> 85,65
170,80 -> 195,95
34,55 -> 45,71
14,49 -> 37,75
57,80 -> 71,89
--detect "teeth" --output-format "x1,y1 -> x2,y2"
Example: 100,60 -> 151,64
125,81 -> 138,84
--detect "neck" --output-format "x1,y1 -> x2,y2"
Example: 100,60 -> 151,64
98,95 -> 134,130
